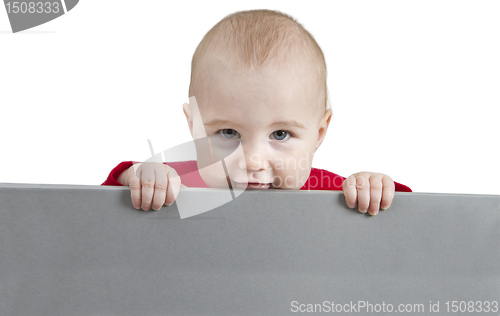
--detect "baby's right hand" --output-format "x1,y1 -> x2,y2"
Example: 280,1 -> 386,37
117,162 -> 184,211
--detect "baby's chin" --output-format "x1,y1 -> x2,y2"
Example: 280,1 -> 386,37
228,178 -> 305,190
202,176 -> 276,190
200,173 -> 304,190
230,181 -> 274,190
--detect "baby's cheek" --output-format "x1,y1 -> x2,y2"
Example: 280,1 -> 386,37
295,168 -> 312,189
273,167 -> 310,190
198,163 -> 230,188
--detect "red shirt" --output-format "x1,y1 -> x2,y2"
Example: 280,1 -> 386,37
102,160 -> 412,192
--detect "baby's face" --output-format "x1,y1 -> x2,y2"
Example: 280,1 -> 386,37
186,58 -> 331,190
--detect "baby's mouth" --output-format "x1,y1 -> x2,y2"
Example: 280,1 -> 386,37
232,181 -> 273,190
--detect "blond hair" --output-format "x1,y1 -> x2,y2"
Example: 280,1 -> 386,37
189,9 -> 328,111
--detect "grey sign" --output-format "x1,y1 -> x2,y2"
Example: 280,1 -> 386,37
0,183 -> 499,315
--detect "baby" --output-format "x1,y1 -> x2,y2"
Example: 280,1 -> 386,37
102,9 -> 411,215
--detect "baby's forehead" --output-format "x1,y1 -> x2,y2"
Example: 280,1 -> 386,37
194,58 -> 324,121
198,50 -> 321,90
200,89 -> 322,128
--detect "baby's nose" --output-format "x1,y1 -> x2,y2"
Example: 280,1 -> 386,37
238,144 -> 271,171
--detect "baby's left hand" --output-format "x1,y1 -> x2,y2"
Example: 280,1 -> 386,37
342,172 -> 395,216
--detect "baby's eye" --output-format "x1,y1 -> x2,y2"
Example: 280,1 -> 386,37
218,129 -> 241,139
271,130 -> 290,141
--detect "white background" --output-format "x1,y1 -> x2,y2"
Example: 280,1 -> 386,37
0,0 -> 498,195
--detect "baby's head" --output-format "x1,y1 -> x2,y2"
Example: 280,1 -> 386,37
183,9 -> 332,190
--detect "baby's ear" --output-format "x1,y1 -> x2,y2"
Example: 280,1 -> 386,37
184,97 -> 208,139
183,102 -> 194,137
316,109 -> 332,151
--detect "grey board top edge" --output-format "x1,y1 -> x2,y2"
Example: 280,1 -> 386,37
0,182 -> 498,198
0,180 -> 499,315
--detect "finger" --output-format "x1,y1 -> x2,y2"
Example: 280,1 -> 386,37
150,164 -> 168,211
140,166 -> 156,211
342,175 -> 357,209
368,175 -> 383,216
165,166 -> 181,206
128,166 -> 142,210
355,175 -> 370,213
380,176 -> 395,210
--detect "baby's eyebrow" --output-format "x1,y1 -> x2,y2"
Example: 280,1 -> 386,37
204,119 -> 236,127
269,120 -> 306,129
204,119 -> 306,129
